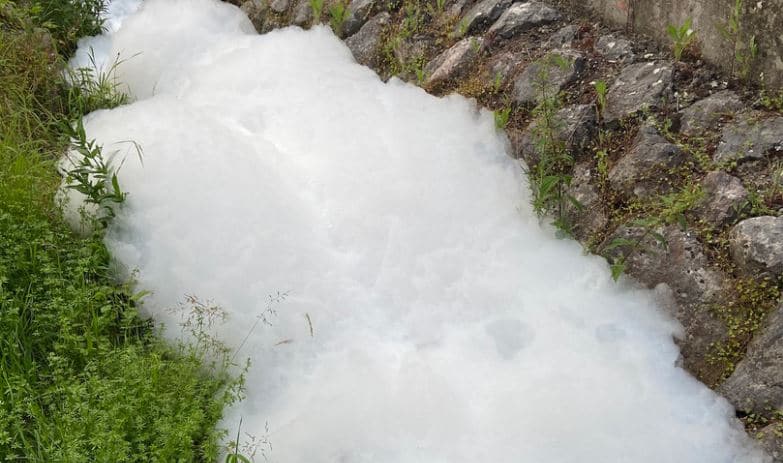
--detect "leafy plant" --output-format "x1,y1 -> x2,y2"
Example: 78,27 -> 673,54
527,55 -> 577,234
667,18 -> 696,61
491,70 -> 504,93
594,80 -> 608,119
310,0 -> 324,25
328,0 -> 349,37
494,106 -> 512,129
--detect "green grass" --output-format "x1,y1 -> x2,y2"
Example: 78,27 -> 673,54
1,3 -> 243,461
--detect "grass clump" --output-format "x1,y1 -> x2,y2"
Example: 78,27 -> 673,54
1,3 -> 244,461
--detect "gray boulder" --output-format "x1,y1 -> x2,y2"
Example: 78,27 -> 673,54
713,114 -> 783,164
513,49 -> 584,105
756,424 -> 783,463
608,124 -> 686,198
679,90 -> 744,137
565,163 -> 608,239
694,171 -> 748,228
515,104 -> 596,164
292,0 -> 312,26
486,1 -> 561,39
489,51 -> 524,81
423,37 -> 483,88
595,35 -> 635,62
601,224 -> 728,377
604,62 -> 673,123
720,302 -> 783,414
343,0 -> 375,37
270,0 -> 289,13
345,12 -> 390,67
729,216 -> 783,277
545,24 -> 578,49
455,0 -> 513,36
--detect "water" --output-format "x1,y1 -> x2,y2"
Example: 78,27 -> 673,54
64,0 -> 769,461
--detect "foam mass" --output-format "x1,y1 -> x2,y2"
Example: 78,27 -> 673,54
64,0 -> 770,461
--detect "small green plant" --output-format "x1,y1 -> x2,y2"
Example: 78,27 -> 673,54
494,106 -> 512,129
454,17 -> 469,38
328,0 -> 349,37
435,0 -> 446,14
594,80 -> 608,119
415,64 -> 428,85
759,86 -> 783,112
491,70 -> 504,93
667,18 -> 696,61
596,149 -> 609,183
310,0 -> 324,25
66,49 -> 131,117
527,54 -> 578,234
62,119 -> 140,227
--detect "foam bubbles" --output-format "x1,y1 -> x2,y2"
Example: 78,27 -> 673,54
66,1 -> 769,461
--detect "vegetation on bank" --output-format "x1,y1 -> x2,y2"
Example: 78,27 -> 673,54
0,1 -> 243,461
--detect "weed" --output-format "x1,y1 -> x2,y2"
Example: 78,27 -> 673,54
310,0 -> 324,25
527,54 -> 577,234
491,70 -> 504,93
596,149 -> 609,183
328,0 -> 349,37
667,18 -> 696,61
494,106 -> 512,129
594,80 -> 608,120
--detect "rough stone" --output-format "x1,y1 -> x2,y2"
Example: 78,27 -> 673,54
515,104 -> 596,164
678,90 -> 744,137
455,0 -> 513,36
729,216 -> 783,277
545,24 -> 578,49
601,224 -> 728,376
488,51 -> 524,81
565,163 -> 609,239
604,61 -> 673,123
292,0 -> 312,26
595,34 -> 635,62
713,114 -> 783,164
241,0 -> 269,32
270,0 -> 289,13
755,424 -> 783,463
720,302 -> 783,414
608,124 -> 686,198
345,12 -> 390,67
424,37 -> 483,88
486,1 -> 562,39
693,171 -> 748,228
513,49 -> 584,105
343,0 -> 375,37
446,0 -> 471,18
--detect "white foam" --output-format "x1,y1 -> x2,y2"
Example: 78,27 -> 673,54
65,0 -> 770,461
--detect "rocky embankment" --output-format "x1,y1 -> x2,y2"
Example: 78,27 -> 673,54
230,0 -> 783,457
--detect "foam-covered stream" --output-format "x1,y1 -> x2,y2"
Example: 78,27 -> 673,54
65,0 -> 770,461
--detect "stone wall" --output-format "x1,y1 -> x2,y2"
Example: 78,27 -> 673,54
557,0 -> 783,88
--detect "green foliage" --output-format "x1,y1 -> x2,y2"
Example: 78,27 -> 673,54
494,106 -> 512,130
4,0 -> 107,55
759,87 -> 783,112
594,80 -> 608,120
0,5 -> 242,461
310,0 -> 325,25
666,18 -> 696,61
710,277 -> 780,380
527,55 -> 576,234
328,0 -> 349,37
